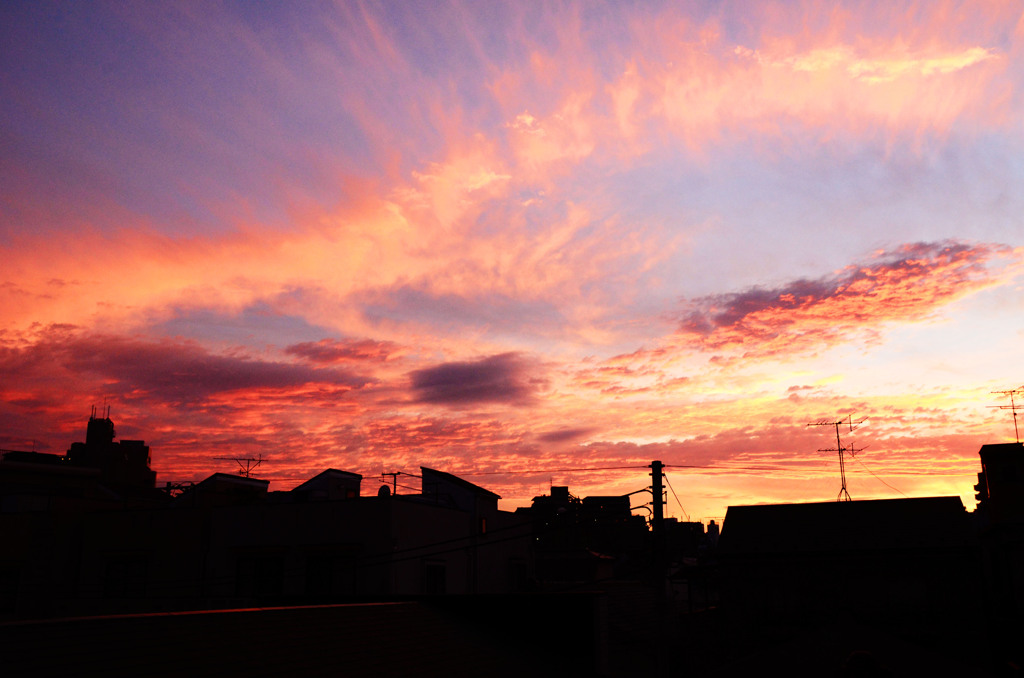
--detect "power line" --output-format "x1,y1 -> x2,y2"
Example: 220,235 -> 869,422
454,465 -> 647,476
852,455 -> 908,498
662,472 -> 689,521
234,464 -> 974,486
445,463 -> 836,476
176,456 -> 981,481
665,463 -> 830,472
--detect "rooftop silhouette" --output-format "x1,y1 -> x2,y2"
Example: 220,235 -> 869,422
1,415 -> 1021,675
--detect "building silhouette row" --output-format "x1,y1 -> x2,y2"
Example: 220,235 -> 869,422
1,412 -> 675,619
2,411 -> 1022,674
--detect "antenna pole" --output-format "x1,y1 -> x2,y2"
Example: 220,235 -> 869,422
991,387 -> 1024,443
836,420 -> 850,502
808,415 -> 866,502
214,453 -> 264,478
1014,390 -> 1019,443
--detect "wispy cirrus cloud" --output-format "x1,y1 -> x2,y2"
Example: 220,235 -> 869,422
601,2 -> 1016,156
756,45 -> 998,83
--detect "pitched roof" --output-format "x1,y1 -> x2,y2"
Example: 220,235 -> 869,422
718,496 -> 968,556
420,467 -> 500,499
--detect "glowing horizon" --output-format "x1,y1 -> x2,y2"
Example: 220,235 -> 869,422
3,1 -> 1024,522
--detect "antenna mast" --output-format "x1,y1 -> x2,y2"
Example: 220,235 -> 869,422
990,386 -> 1024,443
808,415 -> 867,502
215,453 -> 264,478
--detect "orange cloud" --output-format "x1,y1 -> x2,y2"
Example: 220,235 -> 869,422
506,93 -> 599,175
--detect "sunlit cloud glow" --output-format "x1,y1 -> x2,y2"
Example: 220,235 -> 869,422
2,1 -> 1023,520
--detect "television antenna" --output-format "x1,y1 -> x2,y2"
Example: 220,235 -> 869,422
215,453 -> 264,478
808,415 -> 867,502
990,386 -> 1024,443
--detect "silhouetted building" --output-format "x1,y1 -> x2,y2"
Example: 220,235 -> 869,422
718,496 -> 977,627
516,485 -> 649,584
1,439 -> 533,619
664,518 -> 705,559
974,442 -> 1024,672
976,442 -> 1024,524
173,471 -> 269,508
291,468 -> 363,502
706,518 -> 719,543
0,412 -> 162,515
11,416 -> 1024,673
65,408 -> 157,492
690,442 -> 1024,674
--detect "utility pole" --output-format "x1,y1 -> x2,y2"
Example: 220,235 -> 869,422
650,460 -> 665,530
650,460 -> 666,573
649,459 -> 670,674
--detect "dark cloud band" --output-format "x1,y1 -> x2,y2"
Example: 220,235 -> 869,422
410,352 -> 537,406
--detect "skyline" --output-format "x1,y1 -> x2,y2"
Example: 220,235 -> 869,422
3,1 -> 1024,521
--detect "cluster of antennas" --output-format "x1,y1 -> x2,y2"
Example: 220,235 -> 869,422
807,415 -> 867,502
807,386 -> 1021,504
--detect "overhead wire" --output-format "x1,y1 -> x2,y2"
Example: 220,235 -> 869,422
852,455 -> 909,498
664,463 -> 971,476
227,462 -> 973,487
453,465 -> 647,476
662,472 -> 689,521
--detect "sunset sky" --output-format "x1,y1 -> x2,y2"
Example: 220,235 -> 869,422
3,1 -> 1023,522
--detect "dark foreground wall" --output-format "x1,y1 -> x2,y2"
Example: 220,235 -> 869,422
1,595 -> 607,678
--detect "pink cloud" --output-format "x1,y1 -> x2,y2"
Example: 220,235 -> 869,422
285,338 -> 401,364
678,241 -> 1020,357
